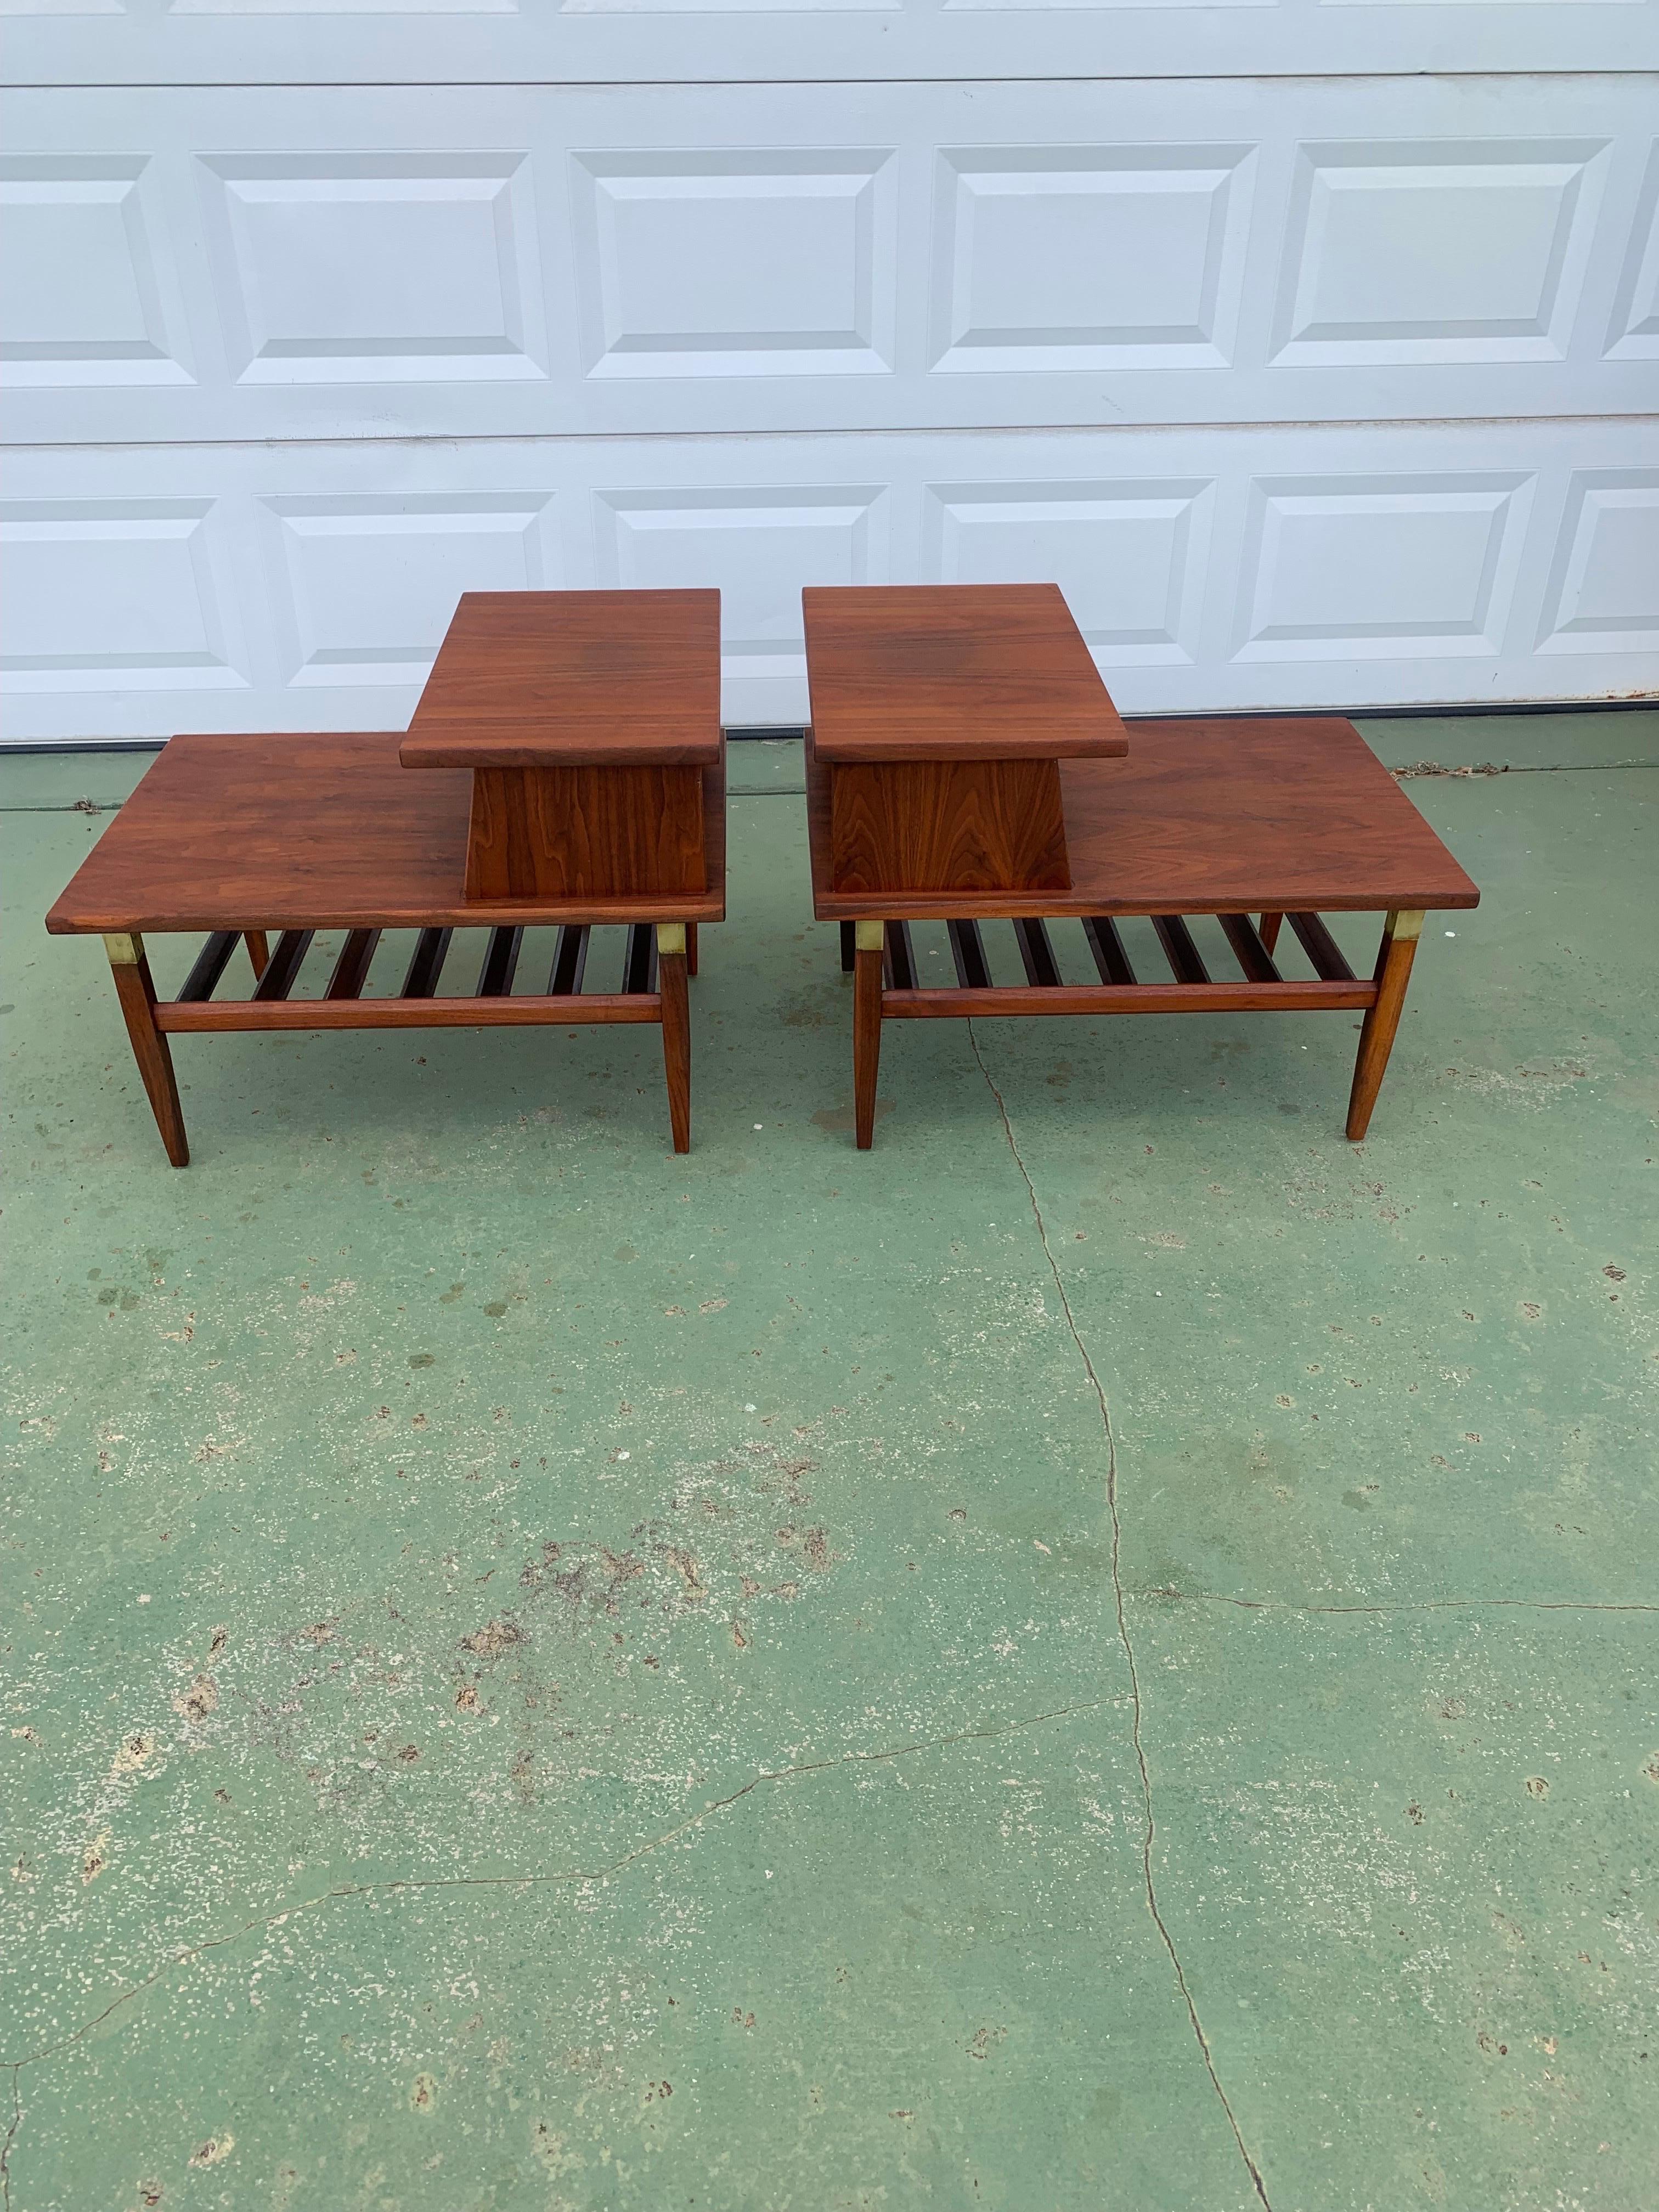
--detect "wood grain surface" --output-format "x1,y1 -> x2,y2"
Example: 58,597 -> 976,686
803,584 -> 1130,763
400,590 -> 721,769
806,716 -> 1480,918
47,734 -> 727,933
825,749 -> 1070,894
463,763 -> 707,900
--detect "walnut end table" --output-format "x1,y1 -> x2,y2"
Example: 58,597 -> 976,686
46,590 -> 724,1163
803,592 -> 1478,1148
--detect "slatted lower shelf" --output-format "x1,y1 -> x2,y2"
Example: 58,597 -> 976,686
153,922 -> 666,1031
873,911 -> 1378,1016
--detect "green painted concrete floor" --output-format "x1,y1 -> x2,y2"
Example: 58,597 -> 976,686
3,713 -> 1656,2212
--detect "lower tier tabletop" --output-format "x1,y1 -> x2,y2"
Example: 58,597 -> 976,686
807,716 -> 1479,919
46,732 -> 727,934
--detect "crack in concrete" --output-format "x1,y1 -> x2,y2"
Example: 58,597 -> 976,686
1,1694 -> 1113,2091
1,2066 -> 20,2212
1389,759 -> 1656,778
967,1023 -> 1273,2211
1134,1588 -> 1658,1617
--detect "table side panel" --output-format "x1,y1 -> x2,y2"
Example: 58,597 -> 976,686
464,762 -> 707,900
828,755 -> 1070,895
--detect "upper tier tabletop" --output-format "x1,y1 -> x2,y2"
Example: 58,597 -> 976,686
46,733 -> 727,934
806,716 -> 1480,918
399,589 -> 722,769
803,584 -> 1131,763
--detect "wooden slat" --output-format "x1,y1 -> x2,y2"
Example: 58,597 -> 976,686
622,923 -> 657,995
1082,916 -> 1137,986
884,921 -> 918,991
1218,913 -> 1282,984
325,928 -> 382,1001
159,994 -> 664,1034
947,918 -> 992,990
1013,917 -> 1063,988
176,930 -> 239,1004
400,927 -> 452,999
477,925 -> 523,997
250,929 -> 315,1002
1289,911 -> 1357,983
1152,915 -> 1211,985
882,980 -> 1377,1019
548,924 -> 589,997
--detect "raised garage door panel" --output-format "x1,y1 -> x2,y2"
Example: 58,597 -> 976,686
3,81 -> 1655,443
4,424 -> 1655,737
3,67 -> 1655,736
3,2 -> 1655,82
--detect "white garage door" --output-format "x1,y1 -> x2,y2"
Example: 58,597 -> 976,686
2,15 -> 1656,742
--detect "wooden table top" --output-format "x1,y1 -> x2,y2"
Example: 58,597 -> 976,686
47,733 -> 727,934
807,716 -> 1480,918
802,584 -> 1131,763
400,589 -> 723,769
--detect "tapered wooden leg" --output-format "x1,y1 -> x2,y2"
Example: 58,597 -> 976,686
840,921 -> 856,974
685,922 -> 698,979
657,924 -> 691,1154
853,919 -> 884,1150
1258,913 -> 1283,956
1346,910 -> 1424,1141
244,929 -> 269,980
104,932 -> 188,1167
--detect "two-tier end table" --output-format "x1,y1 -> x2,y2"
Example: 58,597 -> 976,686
46,589 -> 724,1163
802,584 -> 1479,1149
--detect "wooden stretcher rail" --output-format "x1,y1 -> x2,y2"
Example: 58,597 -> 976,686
881,980 -> 1378,1019
156,994 -> 662,1032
